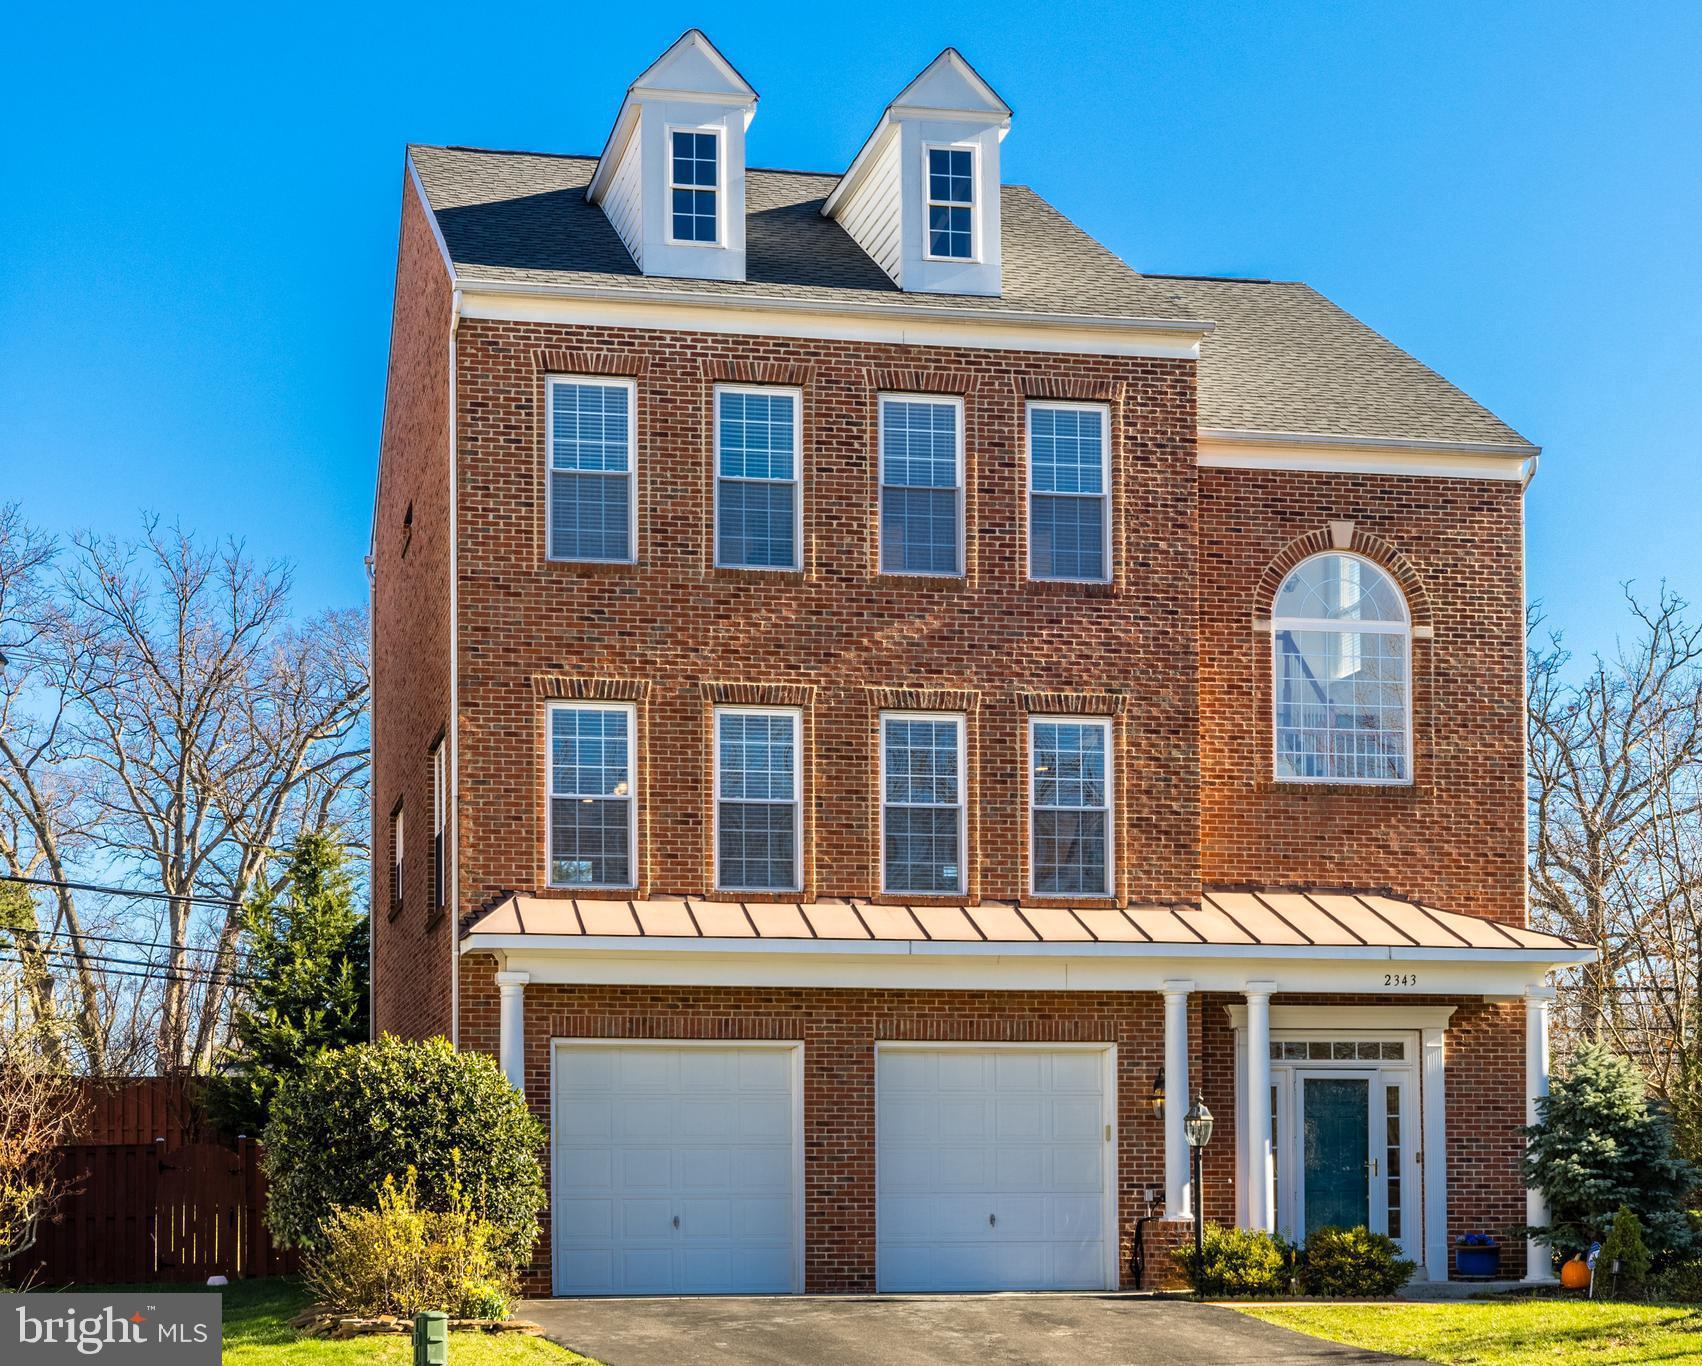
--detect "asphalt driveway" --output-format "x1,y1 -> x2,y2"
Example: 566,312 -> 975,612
525,1294 -> 1424,1366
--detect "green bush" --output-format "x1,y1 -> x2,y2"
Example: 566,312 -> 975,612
264,1035 -> 545,1270
1521,1043 -> 1697,1260
1648,1258 -> 1702,1302
1299,1225 -> 1415,1297
1173,1223 -> 1294,1297
1599,1204 -> 1653,1297
303,1168 -> 515,1319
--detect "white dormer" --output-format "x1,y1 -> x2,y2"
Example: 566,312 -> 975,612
823,49 -> 1011,297
587,30 -> 757,282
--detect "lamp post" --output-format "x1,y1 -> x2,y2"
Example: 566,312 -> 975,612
1183,1094 -> 1214,1265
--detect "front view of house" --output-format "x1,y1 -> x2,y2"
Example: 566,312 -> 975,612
369,30 -> 1591,1296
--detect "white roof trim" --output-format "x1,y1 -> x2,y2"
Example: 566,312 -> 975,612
1200,427 -> 1538,458
1198,431 -> 1538,482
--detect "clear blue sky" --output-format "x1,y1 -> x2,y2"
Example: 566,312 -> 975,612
4,2 -> 1698,655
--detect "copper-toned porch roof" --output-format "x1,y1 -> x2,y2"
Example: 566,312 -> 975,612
463,887 -> 1586,953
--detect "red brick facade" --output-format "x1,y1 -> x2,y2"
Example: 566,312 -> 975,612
371,189 -> 1537,1293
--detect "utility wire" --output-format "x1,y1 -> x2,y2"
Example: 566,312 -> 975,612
0,872 -> 245,908
0,952 -> 253,988
2,941 -> 256,983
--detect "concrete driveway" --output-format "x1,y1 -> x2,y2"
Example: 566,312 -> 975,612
525,1294 -> 1422,1366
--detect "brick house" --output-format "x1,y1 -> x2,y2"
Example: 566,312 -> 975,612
370,30 -> 1590,1296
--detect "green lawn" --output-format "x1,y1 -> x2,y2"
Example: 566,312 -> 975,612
75,1279 -> 602,1366
1239,1299 -> 1702,1365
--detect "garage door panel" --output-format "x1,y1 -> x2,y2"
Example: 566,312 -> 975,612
554,1044 -> 799,1296
877,1047 -> 1111,1292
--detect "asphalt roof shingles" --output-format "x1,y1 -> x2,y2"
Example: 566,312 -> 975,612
410,144 -> 1532,450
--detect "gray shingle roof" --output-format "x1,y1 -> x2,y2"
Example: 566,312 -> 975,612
410,144 -> 1533,450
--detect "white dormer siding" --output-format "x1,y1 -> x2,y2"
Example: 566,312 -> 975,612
824,49 -> 1011,297
587,30 -> 757,283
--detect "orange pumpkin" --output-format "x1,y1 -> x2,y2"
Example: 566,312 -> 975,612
1560,1256 -> 1591,1290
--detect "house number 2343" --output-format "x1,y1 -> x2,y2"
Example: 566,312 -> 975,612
1383,972 -> 1418,988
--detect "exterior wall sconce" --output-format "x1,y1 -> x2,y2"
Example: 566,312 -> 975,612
1149,1069 -> 1165,1116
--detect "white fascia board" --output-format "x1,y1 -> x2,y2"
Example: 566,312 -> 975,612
823,115 -> 896,219
1198,429 -> 1538,482
456,283 -> 1212,359
587,105 -> 641,205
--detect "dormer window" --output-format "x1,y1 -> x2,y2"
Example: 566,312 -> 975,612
670,129 -> 719,244
926,147 -> 974,260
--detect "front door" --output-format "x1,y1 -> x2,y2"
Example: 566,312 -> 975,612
1299,1073 -> 1373,1237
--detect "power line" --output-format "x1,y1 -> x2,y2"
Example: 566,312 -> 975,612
0,872 -> 245,908
12,927 -> 253,963
0,952 -> 252,988
3,941 -> 254,984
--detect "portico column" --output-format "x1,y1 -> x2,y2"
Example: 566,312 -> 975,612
1244,983 -> 1276,1233
495,970 -> 529,1093
1523,985 -> 1557,1282
1163,980 -> 1195,1219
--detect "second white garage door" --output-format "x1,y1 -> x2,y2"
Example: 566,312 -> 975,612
876,1045 -> 1116,1291
552,1042 -> 801,1296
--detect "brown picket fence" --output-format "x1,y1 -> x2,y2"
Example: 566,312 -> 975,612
9,1137 -> 297,1286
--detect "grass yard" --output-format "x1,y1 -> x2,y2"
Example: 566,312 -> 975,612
72,1279 -> 602,1366
1238,1299 -> 1702,1365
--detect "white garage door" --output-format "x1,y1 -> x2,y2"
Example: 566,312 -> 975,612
552,1042 -> 800,1296
876,1046 -> 1114,1292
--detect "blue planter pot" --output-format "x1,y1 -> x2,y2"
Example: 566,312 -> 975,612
1456,1245 -> 1501,1277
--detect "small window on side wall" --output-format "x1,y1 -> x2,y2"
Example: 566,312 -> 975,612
547,376 -> 636,564
1271,552 -> 1411,784
389,804 -> 404,917
431,740 -> 447,912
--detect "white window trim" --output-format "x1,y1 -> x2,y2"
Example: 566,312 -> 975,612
431,740 -> 447,909
545,374 -> 639,565
1025,399 -> 1112,584
1270,551 -> 1413,787
878,711 -> 968,896
713,384 -> 804,571
921,141 -> 979,264
391,805 -> 404,911
546,700 -> 639,892
664,123 -> 724,249
1027,714 -> 1114,899
877,392 -> 966,578
713,705 -> 804,894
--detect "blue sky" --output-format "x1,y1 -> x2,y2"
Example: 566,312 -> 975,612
4,2 -> 1698,656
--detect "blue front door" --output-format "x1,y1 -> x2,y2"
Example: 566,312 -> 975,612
1301,1075 -> 1370,1235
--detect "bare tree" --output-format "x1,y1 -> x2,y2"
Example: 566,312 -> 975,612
54,520 -> 369,1070
1528,587 -> 1702,1142
0,1023 -> 90,1268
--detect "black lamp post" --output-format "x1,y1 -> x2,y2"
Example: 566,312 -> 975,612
1183,1094 -> 1214,1264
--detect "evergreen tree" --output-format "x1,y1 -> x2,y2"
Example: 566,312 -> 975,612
204,833 -> 369,1137
1522,1042 -> 1697,1261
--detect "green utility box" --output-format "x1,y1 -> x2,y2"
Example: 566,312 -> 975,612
413,1310 -> 449,1365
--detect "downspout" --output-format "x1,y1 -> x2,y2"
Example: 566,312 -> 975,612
448,286 -> 462,1047
365,550 -> 377,1039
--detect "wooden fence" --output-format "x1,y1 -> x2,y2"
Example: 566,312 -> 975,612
70,1075 -> 208,1150
9,1137 -> 297,1286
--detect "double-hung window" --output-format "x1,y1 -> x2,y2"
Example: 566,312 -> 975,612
1028,402 -> 1110,582
670,129 -> 719,244
548,703 -> 635,888
547,376 -> 635,563
715,386 -> 801,570
430,740 -> 447,912
881,713 -> 966,895
715,708 -> 801,892
926,146 -> 974,260
1029,717 -> 1112,896
879,395 -> 963,576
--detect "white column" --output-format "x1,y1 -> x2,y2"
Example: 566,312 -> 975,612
1421,1024 -> 1449,1282
495,970 -> 529,1093
1244,983 -> 1275,1233
1524,986 -> 1556,1282
1162,980 -> 1194,1220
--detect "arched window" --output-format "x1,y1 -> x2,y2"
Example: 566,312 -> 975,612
1272,553 -> 1411,783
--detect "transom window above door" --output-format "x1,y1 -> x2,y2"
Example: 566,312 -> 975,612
715,387 -> 801,570
1272,552 -> 1411,784
1271,1039 -> 1407,1062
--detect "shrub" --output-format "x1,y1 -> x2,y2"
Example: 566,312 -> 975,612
1173,1223 -> 1293,1297
1648,1258 -> 1702,1302
304,1168 -> 515,1319
1299,1225 -> 1415,1297
1521,1043 -> 1697,1260
264,1035 -> 545,1269
1599,1204 -> 1653,1297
